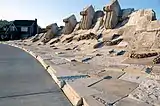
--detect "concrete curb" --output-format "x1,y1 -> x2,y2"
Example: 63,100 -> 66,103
36,55 -> 50,70
1,42 -> 84,106
62,82 -> 82,106
46,66 -> 64,88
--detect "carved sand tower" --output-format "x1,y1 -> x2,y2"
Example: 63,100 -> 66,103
80,5 -> 95,30
41,23 -> 59,43
103,0 -> 121,29
63,15 -> 77,34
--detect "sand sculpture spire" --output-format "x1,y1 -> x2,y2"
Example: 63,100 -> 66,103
62,15 -> 77,35
79,5 -> 95,30
103,0 -> 121,29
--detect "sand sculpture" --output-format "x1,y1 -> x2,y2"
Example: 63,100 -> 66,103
41,23 -> 59,43
92,11 -> 104,32
103,0 -> 121,29
80,5 -> 95,30
62,15 -> 77,34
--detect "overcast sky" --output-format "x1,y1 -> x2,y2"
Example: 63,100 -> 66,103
0,0 -> 159,27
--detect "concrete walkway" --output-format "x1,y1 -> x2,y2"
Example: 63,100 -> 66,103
0,44 -> 71,106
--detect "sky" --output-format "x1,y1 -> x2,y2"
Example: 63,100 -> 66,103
0,0 -> 160,28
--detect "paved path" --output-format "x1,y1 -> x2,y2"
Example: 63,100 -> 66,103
0,44 -> 71,106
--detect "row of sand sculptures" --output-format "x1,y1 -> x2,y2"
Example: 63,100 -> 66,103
31,0 -> 160,57
63,0 -> 122,34
34,0 -> 136,43
45,0 -> 130,36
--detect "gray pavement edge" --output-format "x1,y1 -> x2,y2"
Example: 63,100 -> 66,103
0,42 -> 84,106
